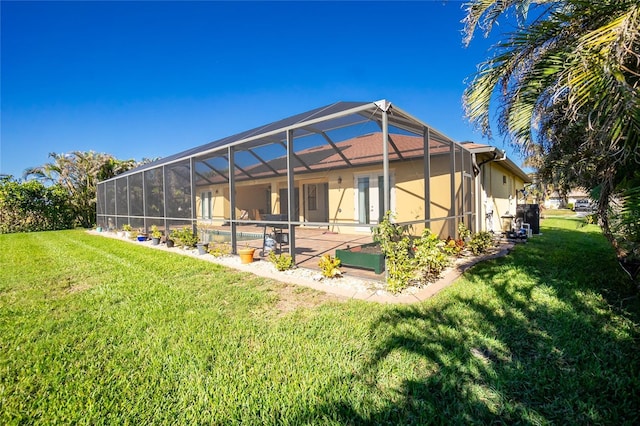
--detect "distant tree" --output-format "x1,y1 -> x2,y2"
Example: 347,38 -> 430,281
0,175 -> 74,233
24,151 -> 137,228
463,0 -> 640,284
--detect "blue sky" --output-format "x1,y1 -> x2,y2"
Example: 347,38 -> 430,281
1,0 -> 523,179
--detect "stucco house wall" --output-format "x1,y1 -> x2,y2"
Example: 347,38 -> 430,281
479,160 -> 527,232
194,149 -> 473,239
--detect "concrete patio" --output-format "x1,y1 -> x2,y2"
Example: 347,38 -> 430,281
205,224 -> 385,281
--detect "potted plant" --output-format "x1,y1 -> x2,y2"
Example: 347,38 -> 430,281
136,228 -> 148,242
238,245 -> 256,264
172,227 -> 197,249
196,240 -> 209,255
194,222 -> 211,255
122,224 -> 133,239
197,221 -> 213,245
166,230 -> 175,248
150,225 -> 162,245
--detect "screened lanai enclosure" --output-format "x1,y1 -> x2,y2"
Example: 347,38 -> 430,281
97,100 -> 477,263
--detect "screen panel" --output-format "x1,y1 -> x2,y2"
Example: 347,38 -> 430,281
165,160 -> 192,219
128,172 -> 144,217
144,167 -> 164,218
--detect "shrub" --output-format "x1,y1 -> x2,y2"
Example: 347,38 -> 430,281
208,243 -> 231,257
170,227 -> 198,248
372,211 -> 410,248
413,228 -> 451,284
318,254 -> 342,278
584,213 -> 598,225
0,176 -> 74,233
372,214 -> 495,293
182,231 -> 198,247
443,237 -> 465,257
458,222 -> 471,241
384,236 -> 415,293
268,252 -> 295,271
468,231 -> 494,255
169,229 -> 180,245
373,212 -> 451,292
372,212 -> 415,292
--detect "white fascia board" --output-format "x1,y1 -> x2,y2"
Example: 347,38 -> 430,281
465,145 -> 503,156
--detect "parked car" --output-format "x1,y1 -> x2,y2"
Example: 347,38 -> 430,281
574,199 -> 594,212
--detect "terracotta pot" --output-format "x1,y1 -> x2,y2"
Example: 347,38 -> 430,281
238,248 -> 256,264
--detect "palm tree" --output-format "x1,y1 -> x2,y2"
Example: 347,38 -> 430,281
463,0 -> 640,284
24,151 -> 137,227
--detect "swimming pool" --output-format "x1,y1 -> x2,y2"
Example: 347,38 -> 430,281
201,230 -> 263,244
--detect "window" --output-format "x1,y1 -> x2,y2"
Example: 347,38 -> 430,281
201,191 -> 212,219
307,185 -> 317,211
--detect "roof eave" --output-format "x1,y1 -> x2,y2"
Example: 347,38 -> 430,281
502,156 -> 532,183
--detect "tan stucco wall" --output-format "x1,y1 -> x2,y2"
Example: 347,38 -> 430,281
235,184 -> 269,218
196,181 -> 269,222
427,155 -> 455,238
328,167 -> 368,233
195,187 -> 229,225
323,157 -> 460,237
196,154 -> 524,238
195,154 -> 471,237
480,161 -> 526,232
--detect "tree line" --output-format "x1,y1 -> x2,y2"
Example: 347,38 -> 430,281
0,152 -> 141,233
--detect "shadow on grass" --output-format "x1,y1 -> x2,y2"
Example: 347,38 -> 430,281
289,222 -> 640,424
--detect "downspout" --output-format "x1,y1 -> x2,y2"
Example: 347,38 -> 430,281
475,149 -> 504,170
472,148 -> 507,232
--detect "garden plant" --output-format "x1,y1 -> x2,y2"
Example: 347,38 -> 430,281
373,213 -> 495,292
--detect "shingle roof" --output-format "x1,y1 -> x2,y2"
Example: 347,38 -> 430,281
109,100 -> 457,181
196,132 -> 456,184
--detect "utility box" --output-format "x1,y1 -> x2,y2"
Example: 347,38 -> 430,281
516,204 -> 540,234
501,215 -> 514,232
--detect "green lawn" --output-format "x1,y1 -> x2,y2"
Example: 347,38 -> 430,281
1,218 -> 638,424
542,208 -> 577,217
